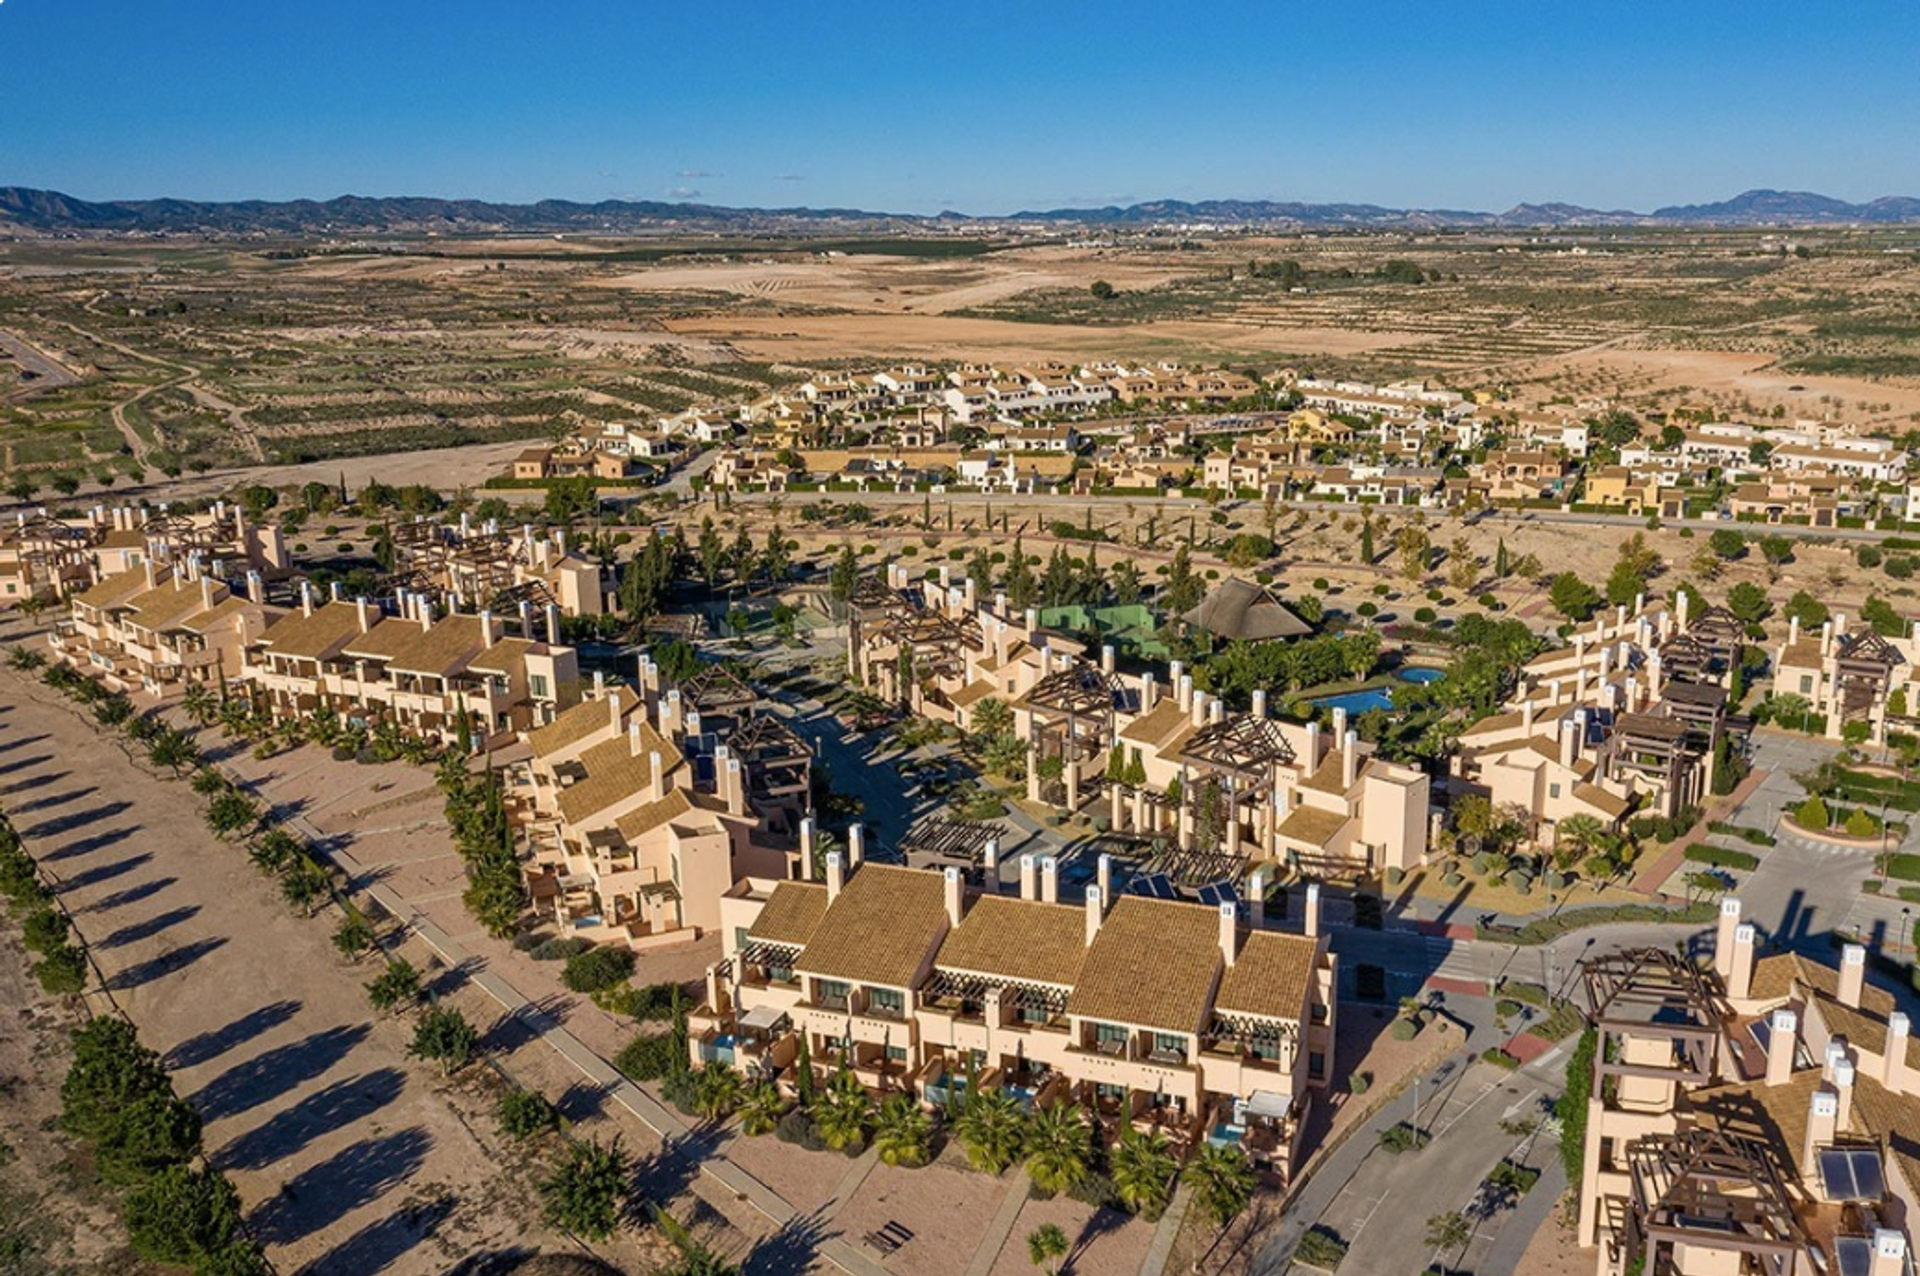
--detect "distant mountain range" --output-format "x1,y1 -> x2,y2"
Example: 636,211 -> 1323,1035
4,185 -> 1920,236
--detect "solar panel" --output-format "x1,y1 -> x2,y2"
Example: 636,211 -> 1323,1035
1128,872 -> 1179,900
1834,1235 -> 1872,1276
1195,881 -> 1242,910
1817,1147 -> 1885,1202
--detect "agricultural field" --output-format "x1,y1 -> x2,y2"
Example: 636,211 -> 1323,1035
6,226 -> 1920,486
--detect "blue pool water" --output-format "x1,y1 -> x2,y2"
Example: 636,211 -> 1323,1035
1312,667 -> 1444,715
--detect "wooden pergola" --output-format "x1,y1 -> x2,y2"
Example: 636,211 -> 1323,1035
899,816 -> 997,864
1618,1129 -> 1815,1276
1023,661 -> 1124,808
1581,948 -> 1726,1089
728,713 -> 813,817
1835,628 -> 1900,720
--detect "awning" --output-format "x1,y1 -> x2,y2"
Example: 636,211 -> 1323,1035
740,1004 -> 789,1032
1243,1090 -> 1290,1119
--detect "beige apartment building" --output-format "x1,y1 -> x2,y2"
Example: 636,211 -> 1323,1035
690,855 -> 1336,1176
49,560 -> 275,695
507,664 -> 813,949
1574,897 -> 1920,1275
846,565 -> 1431,878
240,590 -> 577,745
1774,611 -> 1919,746
2,502 -> 288,604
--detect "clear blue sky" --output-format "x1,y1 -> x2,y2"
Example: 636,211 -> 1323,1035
5,0 -> 1918,215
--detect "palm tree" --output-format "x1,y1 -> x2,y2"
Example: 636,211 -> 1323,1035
1424,1210 -> 1473,1260
1188,1143 -> 1256,1229
1553,813 -> 1605,868
1769,691 -> 1812,733
954,1088 -> 1027,1175
180,682 -> 218,727
872,1093 -> 932,1167
693,1065 -> 743,1122
1026,1222 -> 1070,1275
811,1066 -> 872,1152
1110,1127 -> 1177,1220
736,1079 -> 787,1136
1023,1101 -> 1090,1194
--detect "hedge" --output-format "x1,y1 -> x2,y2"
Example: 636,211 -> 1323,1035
1707,821 -> 1776,847
1683,843 -> 1760,871
1878,852 -> 1920,882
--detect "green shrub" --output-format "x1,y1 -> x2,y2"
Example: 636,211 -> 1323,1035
1442,871 -> 1464,887
614,1032 -> 679,1081
498,1088 -> 561,1140
1348,1073 -> 1371,1095
1708,821 -> 1776,847
1481,1047 -> 1522,1070
1389,1018 -> 1419,1041
1846,808 -> 1881,838
1795,796 -> 1831,830
1296,1226 -> 1349,1269
561,945 -> 636,994
1377,1123 -> 1425,1154
529,936 -> 594,962
1683,843 -> 1760,871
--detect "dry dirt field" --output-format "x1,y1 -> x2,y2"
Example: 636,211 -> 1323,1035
8,227 -> 1920,485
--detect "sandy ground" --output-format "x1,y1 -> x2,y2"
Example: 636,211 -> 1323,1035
663,312 -> 1426,364
0,655 -> 661,1276
1520,346 -> 1920,425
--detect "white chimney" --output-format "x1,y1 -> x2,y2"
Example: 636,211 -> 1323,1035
1191,689 -> 1209,729
1097,852 -> 1112,904
1252,689 -> 1267,719
1341,730 -> 1359,789
1886,1013 -> 1910,1088
944,866 -> 964,928
1085,885 -> 1103,947
628,720 -> 643,756
1019,854 -> 1038,901
1249,869 -> 1266,928
1714,898 -> 1743,979
1218,901 -> 1238,967
799,818 -> 816,880
1041,855 -> 1059,904
825,851 -> 845,902
1101,644 -> 1115,675
1840,943 -> 1867,1009
1834,1058 -> 1857,1131
299,580 -> 313,617
1803,1087 -> 1839,1172
1523,699 -> 1535,733
724,757 -> 745,815
1872,1231 -> 1906,1276
650,750 -> 665,801
1728,924 -> 1756,1000
1142,671 -> 1158,710
1306,721 -> 1321,769
1767,1009 -> 1798,1086
1332,705 -> 1348,739
1304,882 -> 1321,939
848,823 -> 865,868
1177,674 -> 1194,713
983,838 -> 1000,892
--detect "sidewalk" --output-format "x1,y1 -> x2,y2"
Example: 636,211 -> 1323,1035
1629,767 -> 1771,895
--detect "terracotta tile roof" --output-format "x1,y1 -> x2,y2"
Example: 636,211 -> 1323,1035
951,679 -> 998,709
1068,896 -> 1222,1034
1299,751 -> 1358,795
71,568 -> 152,611
1572,782 -> 1630,819
124,578 -> 220,630
1118,700 -> 1190,747
176,594 -> 258,635
1215,932 -> 1319,1022
935,896 -> 1088,987
1687,1068 -> 1920,1201
467,637 -> 536,682
749,881 -> 828,947
796,865 -> 949,990
554,726 -> 684,827
257,601 -> 372,660
526,689 -> 639,757
340,615 -> 418,660
351,614 -> 488,677
1275,805 -> 1349,849
613,788 -> 708,843
1778,637 -> 1824,669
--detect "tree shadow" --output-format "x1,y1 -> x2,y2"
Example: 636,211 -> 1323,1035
0,732 -> 50,756
44,824 -> 141,861
9,784 -> 98,816
87,875 -> 175,912
249,1126 -> 433,1243
0,753 -> 56,778
107,934 -> 227,990
216,1067 -> 407,1172
744,1204 -> 836,1276
97,904 -> 202,949
0,769 -> 63,795
166,998 -> 304,1070
58,851 -> 153,890
22,799 -> 134,840
553,1080 -> 607,1124
191,1023 -> 372,1122
443,1248 -> 623,1276
1068,1202 -> 1131,1268
299,1191 -> 456,1276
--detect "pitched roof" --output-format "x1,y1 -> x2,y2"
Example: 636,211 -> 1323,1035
936,895 -> 1088,987
526,689 -> 639,757
613,788 -> 718,843
1215,932 -> 1319,1022
554,724 -> 683,827
749,881 -> 828,947
71,568 -> 153,611
1275,805 -> 1350,849
1118,699 -> 1190,747
1687,1068 -> 1920,1201
256,601 -> 372,660
1181,577 -> 1311,641
1069,896 -> 1222,1034
796,864 -> 949,990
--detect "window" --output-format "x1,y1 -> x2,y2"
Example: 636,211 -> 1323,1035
1094,1023 -> 1129,1054
1548,783 -> 1561,800
733,926 -> 751,951
1252,1038 -> 1284,1063
1095,1082 -> 1126,1102
530,673 -> 550,699
1311,1003 -> 1328,1025
1800,675 -> 1813,694
885,1045 -> 908,1063
1152,1032 -> 1185,1059
815,979 -> 850,1008
868,988 -> 905,1018
1017,1003 -> 1049,1025
1308,1050 -> 1325,1080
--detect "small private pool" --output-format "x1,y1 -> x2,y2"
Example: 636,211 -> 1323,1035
1311,666 -> 1444,715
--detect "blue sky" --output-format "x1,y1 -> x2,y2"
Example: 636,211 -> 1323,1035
5,1 -> 1919,214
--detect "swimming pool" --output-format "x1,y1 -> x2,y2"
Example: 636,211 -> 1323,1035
1311,667 -> 1444,715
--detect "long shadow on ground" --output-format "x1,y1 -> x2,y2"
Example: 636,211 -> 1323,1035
97,904 -> 202,950
249,1126 -> 433,1243
192,1023 -> 372,1122
87,875 -> 174,912
744,1205 -> 835,1276
22,799 -> 134,840
58,852 -> 153,891
45,824 -> 141,861
215,1067 -> 407,1171
303,1192 -> 457,1276
167,999 -> 304,1071
108,934 -> 227,990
